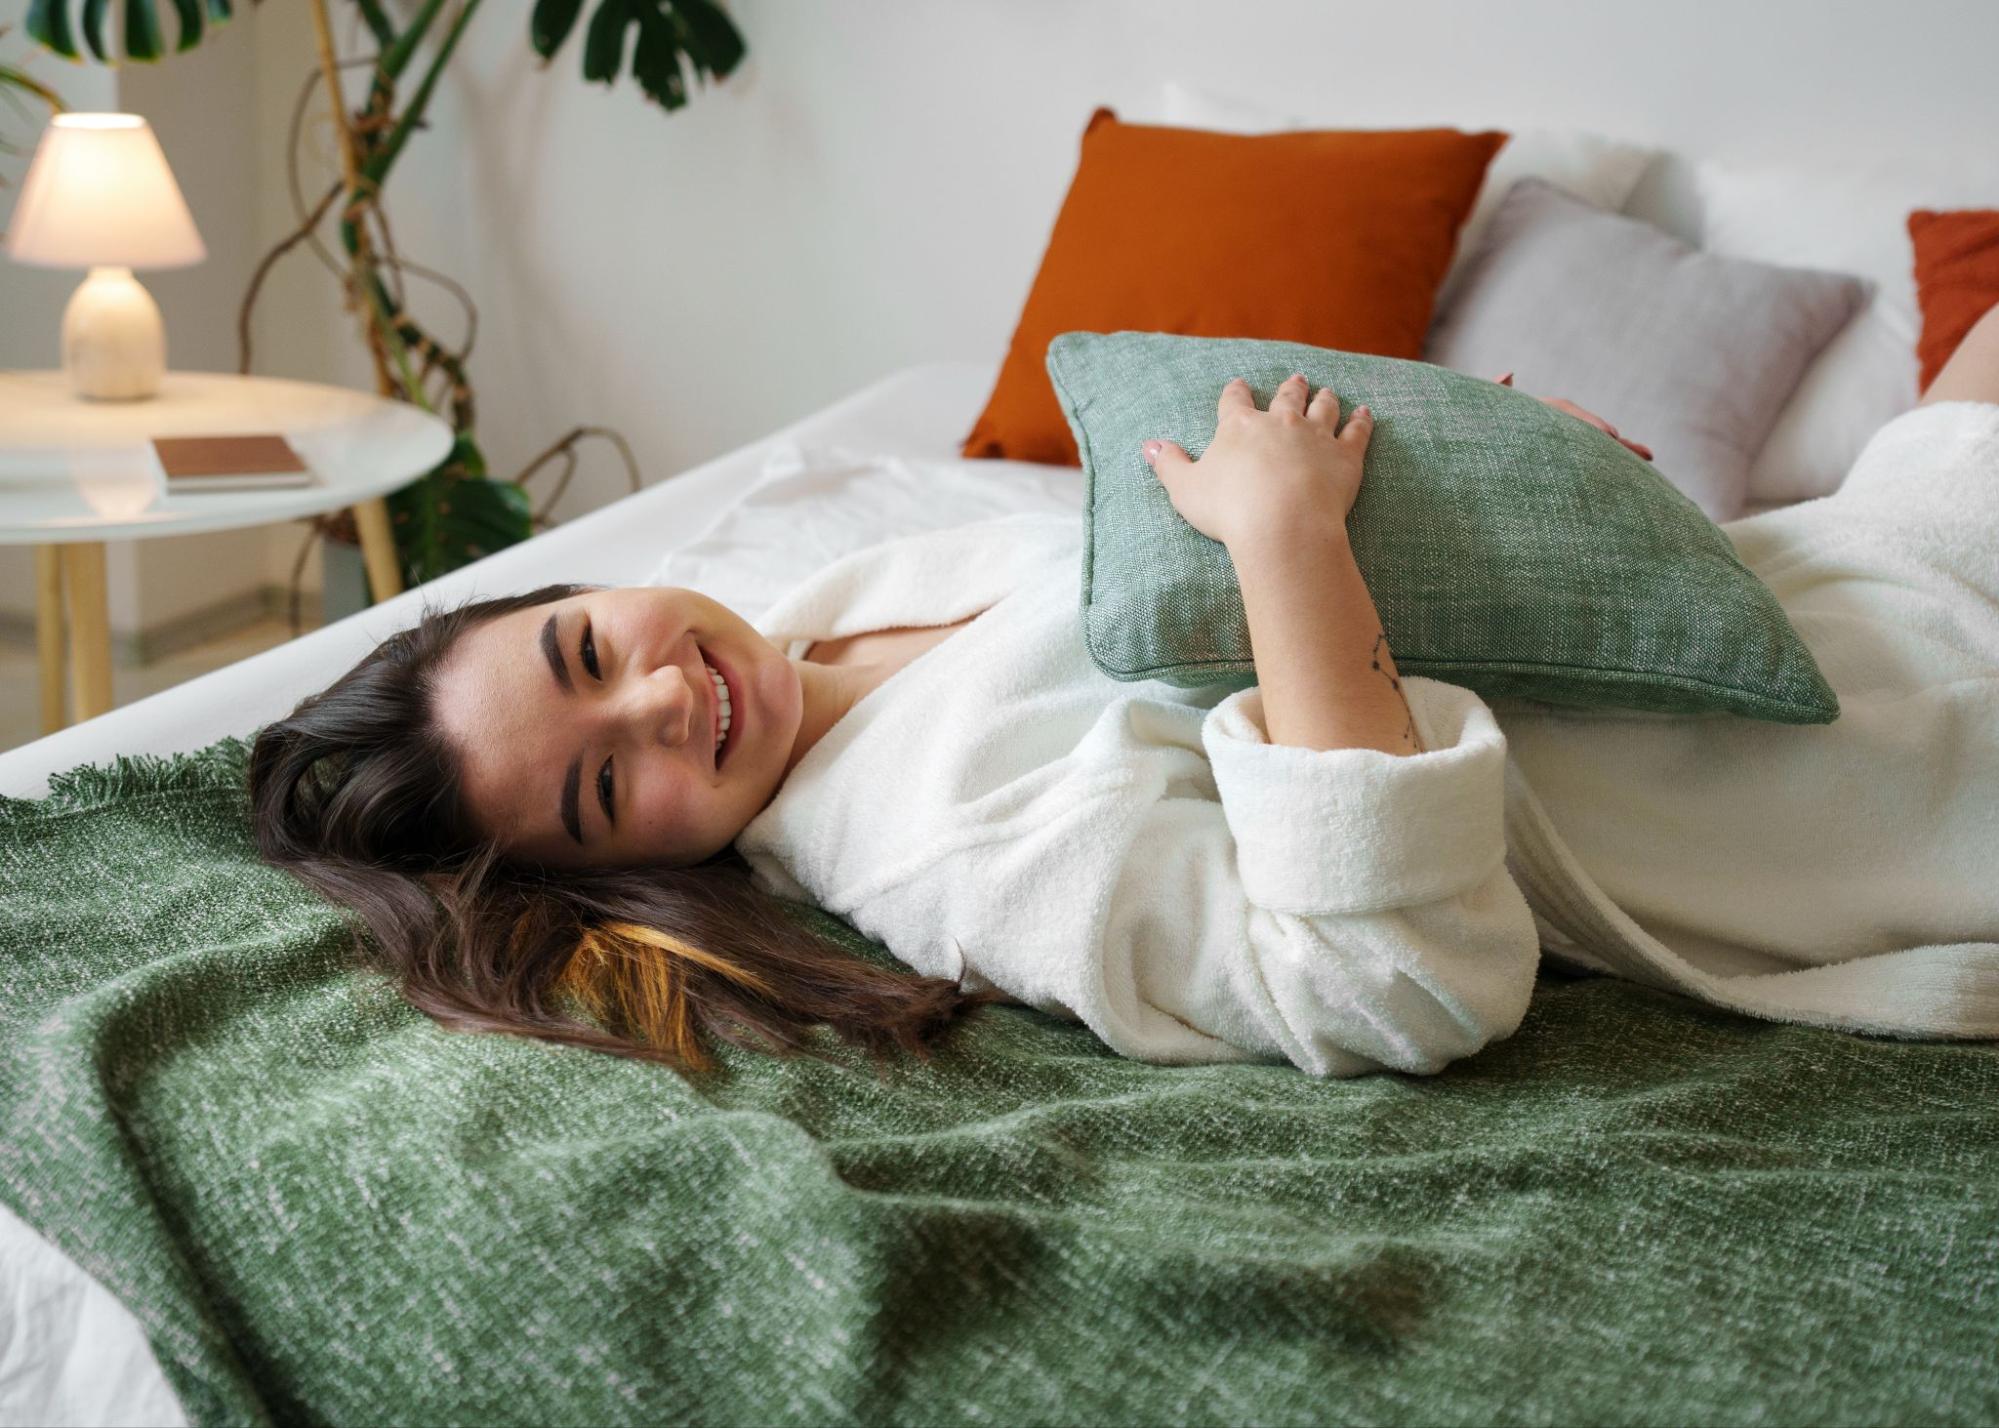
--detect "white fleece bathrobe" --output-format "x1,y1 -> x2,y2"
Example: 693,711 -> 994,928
733,401 -> 1999,1075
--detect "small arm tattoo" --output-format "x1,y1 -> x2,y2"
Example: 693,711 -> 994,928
1370,631 -> 1423,753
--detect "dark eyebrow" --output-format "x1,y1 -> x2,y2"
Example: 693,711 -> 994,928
541,612 -> 582,843
561,755 -> 583,845
540,612 -> 572,692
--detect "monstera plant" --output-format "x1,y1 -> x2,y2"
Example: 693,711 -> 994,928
24,0 -> 744,591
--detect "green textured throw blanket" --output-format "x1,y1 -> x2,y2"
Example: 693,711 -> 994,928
2,741 -> 1996,1427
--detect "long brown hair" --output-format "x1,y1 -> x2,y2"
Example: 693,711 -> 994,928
247,584 -> 996,1074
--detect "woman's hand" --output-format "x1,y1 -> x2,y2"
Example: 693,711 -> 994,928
1494,372 -> 1653,460
1141,373 -> 1373,550
1149,375 -> 1420,757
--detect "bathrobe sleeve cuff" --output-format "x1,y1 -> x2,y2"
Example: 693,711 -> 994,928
1201,675 -> 1511,916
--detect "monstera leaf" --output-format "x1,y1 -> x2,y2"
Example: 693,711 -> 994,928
25,0 -> 230,61
534,0 -> 744,108
386,434 -> 534,587
27,0 -> 747,99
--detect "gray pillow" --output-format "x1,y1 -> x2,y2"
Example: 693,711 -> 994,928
1047,329 -> 1839,724
1425,178 -> 1865,520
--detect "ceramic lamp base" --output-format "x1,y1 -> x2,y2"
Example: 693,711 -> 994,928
62,265 -> 166,401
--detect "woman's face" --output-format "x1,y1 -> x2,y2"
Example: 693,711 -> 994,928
432,586 -> 802,868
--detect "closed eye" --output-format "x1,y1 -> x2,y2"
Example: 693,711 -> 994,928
580,620 -> 602,680
597,756 -> 615,827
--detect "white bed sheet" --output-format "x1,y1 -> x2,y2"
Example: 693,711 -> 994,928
0,358 -> 1065,1426
648,438 -> 1083,619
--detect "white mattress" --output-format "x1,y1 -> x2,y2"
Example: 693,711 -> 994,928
0,359 -> 1068,1425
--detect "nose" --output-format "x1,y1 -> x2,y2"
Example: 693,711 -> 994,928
608,660 -> 697,748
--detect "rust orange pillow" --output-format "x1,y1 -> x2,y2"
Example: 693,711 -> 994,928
1910,208 -> 1999,392
963,107 -> 1505,465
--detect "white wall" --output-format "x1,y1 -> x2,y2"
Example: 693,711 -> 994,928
246,0 -> 1999,517
6,0 -> 1999,643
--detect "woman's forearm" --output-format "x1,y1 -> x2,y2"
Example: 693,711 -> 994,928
1227,523 -> 1425,757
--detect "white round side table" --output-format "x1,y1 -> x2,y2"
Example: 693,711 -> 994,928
0,370 -> 454,732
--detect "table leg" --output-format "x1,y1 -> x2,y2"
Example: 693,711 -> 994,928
35,545 -> 66,734
60,542 -> 113,722
352,497 -> 404,604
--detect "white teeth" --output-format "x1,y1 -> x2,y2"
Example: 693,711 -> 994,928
704,661 -> 732,751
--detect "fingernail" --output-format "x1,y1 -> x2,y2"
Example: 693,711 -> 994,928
1141,439 -> 1162,462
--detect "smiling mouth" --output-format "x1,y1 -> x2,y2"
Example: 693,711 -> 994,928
701,649 -> 736,765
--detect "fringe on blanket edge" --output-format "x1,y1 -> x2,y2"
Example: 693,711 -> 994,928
0,735 -> 256,824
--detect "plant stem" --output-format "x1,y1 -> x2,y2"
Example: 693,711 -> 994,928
305,0 -> 404,402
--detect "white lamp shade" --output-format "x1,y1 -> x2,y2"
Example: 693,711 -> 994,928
4,113 -> 206,270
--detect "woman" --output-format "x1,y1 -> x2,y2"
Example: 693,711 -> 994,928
251,304 -> 1999,1077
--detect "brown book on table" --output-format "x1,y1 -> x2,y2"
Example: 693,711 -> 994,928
154,433 -> 316,492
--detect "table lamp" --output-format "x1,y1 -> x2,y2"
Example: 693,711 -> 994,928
3,112 -> 207,401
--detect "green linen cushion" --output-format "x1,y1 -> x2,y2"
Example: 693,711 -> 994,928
1048,330 -> 1839,723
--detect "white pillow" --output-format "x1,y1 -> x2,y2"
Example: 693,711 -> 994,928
1157,80 -> 1655,314
1696,157 -> 1999,502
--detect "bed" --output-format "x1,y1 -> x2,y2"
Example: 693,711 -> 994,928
2,361 -> 1996,1427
